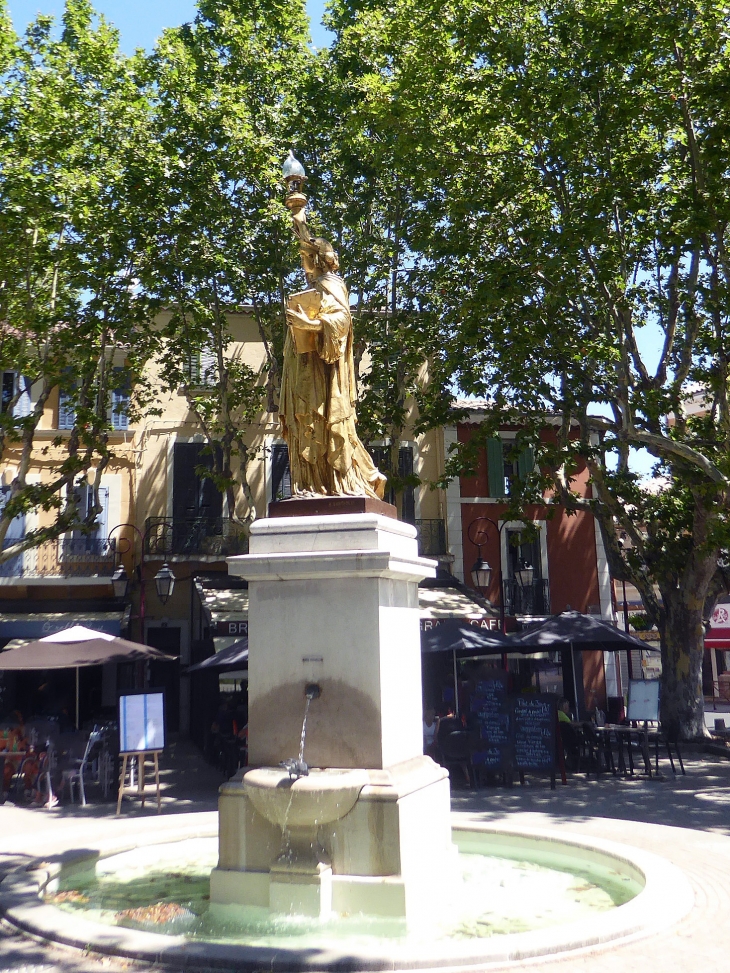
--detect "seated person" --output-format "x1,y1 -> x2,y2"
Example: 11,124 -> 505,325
558,698 -> 573,724
423,708 -> 440,758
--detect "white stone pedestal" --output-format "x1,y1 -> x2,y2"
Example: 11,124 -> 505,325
211,513 -> 455,920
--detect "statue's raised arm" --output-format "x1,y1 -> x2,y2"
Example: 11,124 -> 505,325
278,151 -> 386,500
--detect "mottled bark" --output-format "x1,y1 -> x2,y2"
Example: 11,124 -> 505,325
660,598 -> 707,740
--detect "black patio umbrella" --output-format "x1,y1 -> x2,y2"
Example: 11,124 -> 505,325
0,625 -> 174,728
186,637 -> 248,674
511,611 -> 648,651
511,611 -> 649,717
421,620 -> 514,717
421,620 -> 512,654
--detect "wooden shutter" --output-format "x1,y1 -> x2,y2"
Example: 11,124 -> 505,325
58,389 -> 75,429
487,437 -> 506,498
200,348 -> 217,385
399,447 -> 416,524
517,446 -> 535,481
270,443 -> 292,500
13,376 -> 31,418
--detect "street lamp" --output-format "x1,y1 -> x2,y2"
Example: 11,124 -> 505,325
515,559 -> 534,589
154,563 -> 176,605
111,565 -> 130,599
282,149 -> 307,194
470,555 -> 492,590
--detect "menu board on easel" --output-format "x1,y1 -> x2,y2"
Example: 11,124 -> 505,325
118,690 -> 165,754
627,679 -> 660,722
470,671 -> 512,773
512,695 -> 556,773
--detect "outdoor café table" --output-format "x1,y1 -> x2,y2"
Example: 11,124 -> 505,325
598,723 -> 653,777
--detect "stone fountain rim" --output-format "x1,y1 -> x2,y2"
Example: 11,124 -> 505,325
0,815 -> 694,973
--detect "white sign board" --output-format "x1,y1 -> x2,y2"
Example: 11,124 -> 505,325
119,692 -> 165,753
627,679 -> 660,722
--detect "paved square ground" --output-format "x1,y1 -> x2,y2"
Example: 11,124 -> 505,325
1,740 -> 729,972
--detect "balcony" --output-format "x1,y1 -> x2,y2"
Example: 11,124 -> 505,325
415,519 -> 447,557
0,537 -> 117,581
144,517 -> 249,559
503,578 -> 551,616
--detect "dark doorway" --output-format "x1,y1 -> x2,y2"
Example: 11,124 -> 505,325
146,626 -> 181,733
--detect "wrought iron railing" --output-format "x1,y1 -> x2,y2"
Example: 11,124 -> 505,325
144,517 -> 249,558
503,578 -> 551,616
414,519 -> 447,557
0,537 -> 116,579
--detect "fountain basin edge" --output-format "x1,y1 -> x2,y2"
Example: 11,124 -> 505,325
0,814 -> 694,972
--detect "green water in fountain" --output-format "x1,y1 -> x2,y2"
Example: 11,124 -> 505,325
48,836 -> 642,946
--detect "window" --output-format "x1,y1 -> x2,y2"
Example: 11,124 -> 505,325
72,483 -> 109,537
0,486 -> 25,577
186,348 -> 217,387
486,438 -> 534,498
368,445 -> 416,523
111,368 -> 130,431
1,372 -> 31,417
505,529 -> 542,581
270,443 -> 292,501
1,372 -> 14,413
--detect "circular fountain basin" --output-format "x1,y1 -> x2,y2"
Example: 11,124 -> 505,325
0,817 -> 693,971
244,767 -> 369,828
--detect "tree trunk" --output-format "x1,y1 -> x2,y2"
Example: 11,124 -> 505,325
660,597 -> 707,740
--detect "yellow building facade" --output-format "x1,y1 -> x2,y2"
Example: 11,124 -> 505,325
0,311 -> 449,737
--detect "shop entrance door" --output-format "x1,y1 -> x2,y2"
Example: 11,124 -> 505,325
146,626 -> 181,733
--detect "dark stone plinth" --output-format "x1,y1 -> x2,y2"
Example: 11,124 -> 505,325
268,496 -> 397,519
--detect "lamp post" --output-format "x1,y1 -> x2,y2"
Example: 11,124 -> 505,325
467,517 -> 508,634
618,533 -> 633,680
107,523 -> 179,633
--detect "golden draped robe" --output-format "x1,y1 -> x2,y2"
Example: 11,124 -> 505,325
279,272 -> 386,499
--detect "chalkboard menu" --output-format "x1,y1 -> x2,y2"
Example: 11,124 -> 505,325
471,673 -> 511,773
468,680 -> 557,781
513,695 -> 555,771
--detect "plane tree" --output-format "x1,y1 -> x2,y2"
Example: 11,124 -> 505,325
330,0 -> 730,738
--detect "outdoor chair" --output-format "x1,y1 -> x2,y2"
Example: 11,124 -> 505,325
438,729 -> 475,789
559,722 -> 589,774
582,723 -> 616,776
60,727 -> 104,806
648,725 -> 685,776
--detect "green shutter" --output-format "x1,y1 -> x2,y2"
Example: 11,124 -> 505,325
486,437 -> 506,498
517,446 -> 535,481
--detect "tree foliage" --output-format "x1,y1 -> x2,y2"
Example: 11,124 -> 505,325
299,12 -> 448,503
328,0 -> 730,735
140,0 -> 312,522
0,0 -> 158,561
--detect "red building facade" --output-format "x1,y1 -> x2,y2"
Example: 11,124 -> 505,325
443,408 -> 617,716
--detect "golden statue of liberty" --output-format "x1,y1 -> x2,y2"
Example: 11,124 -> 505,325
279,151 -> 386,500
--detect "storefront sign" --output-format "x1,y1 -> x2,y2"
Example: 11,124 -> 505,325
420,616 -> 517,632
212,620 -> 248,637
0,616 -> 122,637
